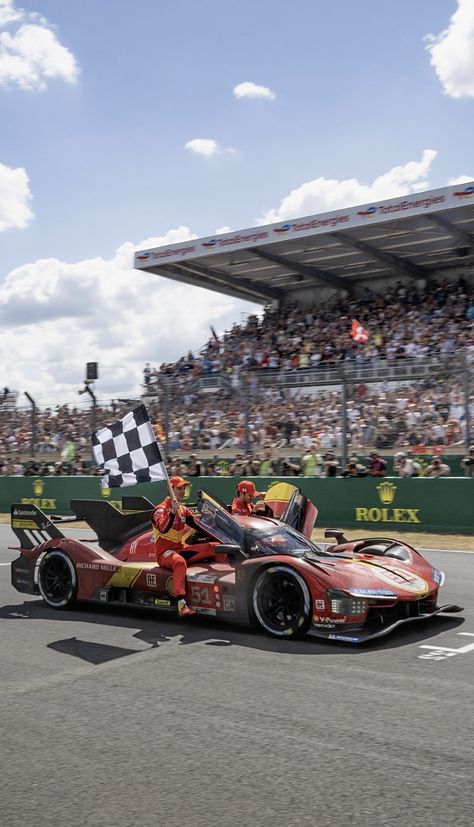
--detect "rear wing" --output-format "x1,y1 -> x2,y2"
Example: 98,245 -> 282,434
70,499 -> 153,552
11,504 -> 65,550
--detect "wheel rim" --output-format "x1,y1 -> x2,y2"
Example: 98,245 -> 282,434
41,555 -> 73,603
255,571 -> 306,634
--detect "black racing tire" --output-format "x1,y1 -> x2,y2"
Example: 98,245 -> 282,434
250,565 -> 312,638
38,550 -> 78,609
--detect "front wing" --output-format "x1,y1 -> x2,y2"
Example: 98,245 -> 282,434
309,603 -> 464,644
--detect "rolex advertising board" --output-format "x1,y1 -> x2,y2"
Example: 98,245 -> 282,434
0,476 -> 472,535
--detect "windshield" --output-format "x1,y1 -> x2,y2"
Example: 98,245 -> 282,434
245,522 -> 331,557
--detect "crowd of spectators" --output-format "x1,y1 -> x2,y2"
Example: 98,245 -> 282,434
145,276 -> 474,386
1,276 -> 473,477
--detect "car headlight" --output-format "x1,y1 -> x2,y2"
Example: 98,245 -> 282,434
432,569 -> 445,587
327,588 -> 368,616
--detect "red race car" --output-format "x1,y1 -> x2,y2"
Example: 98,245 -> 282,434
10,484 -> 462,643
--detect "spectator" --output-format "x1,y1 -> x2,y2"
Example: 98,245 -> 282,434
322,450 -> 340,478
342,457 -> 368,477
460,445 -> 474,478
394,452 -> 421,478
423,457 -> 451,477
367,450 -> 387,477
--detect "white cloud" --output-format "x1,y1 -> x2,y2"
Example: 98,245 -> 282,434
258,149 -> 438,224
0,0 -> 23,27
447,174 -> 474,185
0,160 -> 33,230
215,225 -> 232,235
425,0 -> 474,98
233,81 -> 276,100
184,138 -> 220,157
0,226 -> 259,404
0,4 -> 79,91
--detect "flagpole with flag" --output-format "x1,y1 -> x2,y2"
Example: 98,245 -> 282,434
91,404 -> 177,505
350,319 -> 369,343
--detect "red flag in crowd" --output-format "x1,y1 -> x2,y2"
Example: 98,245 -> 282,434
351,319 -> 369,343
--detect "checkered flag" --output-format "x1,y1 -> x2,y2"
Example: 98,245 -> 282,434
92,404 -> 167,488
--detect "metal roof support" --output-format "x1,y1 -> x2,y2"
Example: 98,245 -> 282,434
250,247 -> 352,292
332,231 -> 428,280
149,262 -> 283,304
423,213 -> 474,249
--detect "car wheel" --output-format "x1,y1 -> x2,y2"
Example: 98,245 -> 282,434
38,550 -> 77,609
251,566 -> 312,638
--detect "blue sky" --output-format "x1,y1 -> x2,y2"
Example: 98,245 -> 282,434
0,0 -> 473,406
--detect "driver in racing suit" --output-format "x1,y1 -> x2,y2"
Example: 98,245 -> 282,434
152,476 -> 198,617
231,480 -> 266,516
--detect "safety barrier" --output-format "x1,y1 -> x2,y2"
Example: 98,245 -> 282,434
3,476 -> 474,535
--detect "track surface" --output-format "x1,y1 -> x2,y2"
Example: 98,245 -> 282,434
1,525 -> 473,827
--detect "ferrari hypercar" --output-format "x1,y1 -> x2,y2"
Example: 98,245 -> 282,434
10,483 -> 462,643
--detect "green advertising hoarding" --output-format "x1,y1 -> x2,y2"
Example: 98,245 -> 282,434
1,475 -> 473,536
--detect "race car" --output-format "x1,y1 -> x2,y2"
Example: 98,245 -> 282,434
10,483 -> 462,643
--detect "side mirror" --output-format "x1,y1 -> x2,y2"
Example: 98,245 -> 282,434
324,528 -> 349,545
218,544 -> 248,562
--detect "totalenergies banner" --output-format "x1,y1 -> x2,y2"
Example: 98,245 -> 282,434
134,182 -> 474,268
2,476 -> 473,535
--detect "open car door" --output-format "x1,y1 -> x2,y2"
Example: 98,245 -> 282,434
197,490 -> 246,547
263,482 -> 318,540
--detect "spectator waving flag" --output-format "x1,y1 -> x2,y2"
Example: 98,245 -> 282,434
351,319 -> 369,343
92,404 -> 167,488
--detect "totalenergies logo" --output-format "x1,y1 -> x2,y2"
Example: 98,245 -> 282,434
202,239 -> 217,248
273,224 -> 290,234
357,206 -> 377,217
453,185 -> 474,198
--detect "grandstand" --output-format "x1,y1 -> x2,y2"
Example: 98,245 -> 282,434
3,185 -> 473,474
135,182 -> 474,305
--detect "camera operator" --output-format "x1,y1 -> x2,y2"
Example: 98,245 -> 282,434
423,456 -> 451,477
342,457 -> 368,477
460,445 -> 474,478
394,452 -> 421,478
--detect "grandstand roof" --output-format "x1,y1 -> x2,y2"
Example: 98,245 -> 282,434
135,182 -> 474,304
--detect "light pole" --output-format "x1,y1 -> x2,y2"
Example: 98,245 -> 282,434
24,392 -> 37,457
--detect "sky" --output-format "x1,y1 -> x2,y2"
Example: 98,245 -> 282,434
0,0 -> 473,409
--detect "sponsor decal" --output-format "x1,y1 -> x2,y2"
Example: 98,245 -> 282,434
313,616 -> 347,624
154,598 -> 171,607
314,599 -> 325,610
328,634 -> 361,642
187,573 -> 217,583
76,562 -> 116,572
273,224 -> 290,234
13,506 -> 40,517
202,239 -> 217,248
223,596 -> 236,612
353,562 -> 429,594
12,519 -> 41,529
349,588 -> 397,597
146,573 -> 157,588
453,185 -> 474,198
355,482 -> 421,524
358,206 -> 377,217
